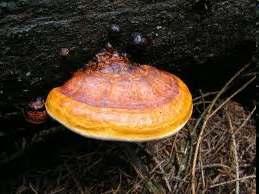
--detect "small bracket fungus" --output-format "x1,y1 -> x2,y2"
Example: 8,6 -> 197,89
24,97 -> 48,124
45,49 -> 192,141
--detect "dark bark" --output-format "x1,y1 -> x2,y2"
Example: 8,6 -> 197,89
0,0 -> 255,109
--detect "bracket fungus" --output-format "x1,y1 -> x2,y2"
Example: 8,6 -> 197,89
24,97 -> 48,124
45,49 -> 192,141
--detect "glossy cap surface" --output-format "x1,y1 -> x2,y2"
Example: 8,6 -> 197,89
45,50 -> 192,141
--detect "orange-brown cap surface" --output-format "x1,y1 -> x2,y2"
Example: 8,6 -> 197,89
45,50 -> 192,141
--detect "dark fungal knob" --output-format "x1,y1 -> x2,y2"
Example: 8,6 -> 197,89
110,24 -> 120,33
126,32 -> 151,62
130,32 -> 148,48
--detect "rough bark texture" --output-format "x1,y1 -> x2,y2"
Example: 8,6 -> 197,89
0,0 -> 255,107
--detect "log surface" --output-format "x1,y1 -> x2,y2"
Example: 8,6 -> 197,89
0,0 -> 255,106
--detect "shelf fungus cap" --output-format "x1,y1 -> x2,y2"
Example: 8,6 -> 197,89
45,50 -> 193,141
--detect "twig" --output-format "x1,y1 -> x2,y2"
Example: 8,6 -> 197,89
113,172 -> 122,194
181,105 -> 210,187
209,175 -> 256,189
191,63 -> 251,194
193,101 -> 213,106
29,183 -> 39,194
198,163 -> 231,170
208,75 -> 255,119
49,187 -> 65,194
199,153 -> 206,192
205,63 -> 250,114
149,159 -> 165,174
153,157 -> 172,192
233,105 -> 256,136
199,89 -> 206,111
226,113 -> 240,194
193,91 -> 219,101
64,162 -> 84,194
